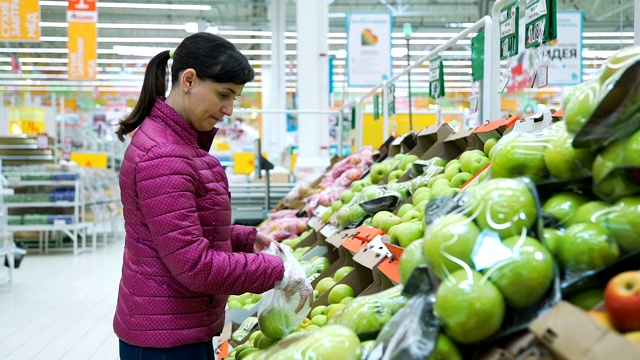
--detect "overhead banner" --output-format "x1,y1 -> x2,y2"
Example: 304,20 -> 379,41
0,0 -> 40,41
547,11 -> 582,86
346,12 -> 392,87
68,0 -> 97,80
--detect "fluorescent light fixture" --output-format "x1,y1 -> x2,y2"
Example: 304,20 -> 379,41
185,22 -> 199,34
583,32 -> 633,37
113,45 -> 171,56
39,1 -> 211,10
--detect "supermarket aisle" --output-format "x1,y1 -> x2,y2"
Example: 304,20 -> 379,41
0,239 -> 124,360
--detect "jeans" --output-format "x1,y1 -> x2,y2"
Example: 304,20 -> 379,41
119,339 -> 216,360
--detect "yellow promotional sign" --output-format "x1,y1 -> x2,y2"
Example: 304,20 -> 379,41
8,107 -> 46,135
70,152 -> 108,168
67,0 -> 97,79
0,0 -> 40,41
233,152 -> 255,175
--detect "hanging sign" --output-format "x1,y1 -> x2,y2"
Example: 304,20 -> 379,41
0,0 -> 40,41
547,11 -> 582,85
68,0 -> 98,80
346,12 -> 392,87
525,0 -> 556,49
471,31 -> 485,81
373,93 -> 380,120
429,56 -> 445,99
388,83 -> 396,115
500,2 -> 519,60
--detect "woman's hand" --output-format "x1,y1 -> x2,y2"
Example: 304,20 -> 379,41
254,232 -> 282,254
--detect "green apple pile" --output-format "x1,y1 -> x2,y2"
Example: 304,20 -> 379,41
300,256 -> 330,278
280,229 -> 314,248
327,285 -> 407,335
369,154 -> 421,185
590,128 -> 640,201
228,292 -> 263,310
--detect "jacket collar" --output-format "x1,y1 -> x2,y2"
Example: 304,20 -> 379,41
150,97 -> 218,151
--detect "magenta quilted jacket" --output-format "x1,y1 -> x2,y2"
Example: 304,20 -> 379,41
113,98 -> 285,348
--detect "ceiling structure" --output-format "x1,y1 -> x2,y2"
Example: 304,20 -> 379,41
0,0 -> 636,97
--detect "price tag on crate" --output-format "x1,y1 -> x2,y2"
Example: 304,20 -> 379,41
367,235 -> 393,257
320,223 -> 341,238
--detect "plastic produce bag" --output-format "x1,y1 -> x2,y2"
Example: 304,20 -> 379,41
422,177 -> 562,345
257,244 -> 311,339
253,324 -> 362,360
327,285 -> 407,338
367,294 -> 439,360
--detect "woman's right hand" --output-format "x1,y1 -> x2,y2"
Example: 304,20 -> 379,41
277,262 -> 313,313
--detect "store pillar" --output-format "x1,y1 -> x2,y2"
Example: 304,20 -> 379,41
261,0 -> 288,165
295,0 -> 330,166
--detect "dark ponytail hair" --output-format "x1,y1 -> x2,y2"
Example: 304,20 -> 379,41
116,33 -> 255,141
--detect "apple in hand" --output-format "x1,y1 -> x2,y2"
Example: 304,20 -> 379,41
542,191 -> 590,224
544,124 -> 595,180
489,134 -> 548,183
423,213 -> 480,279
558,223 -> 619,274
486,236 -> 554,308
606,196 -> 640,252
428,333 -> 463,360
466,178 -> 537,239
398,239 -> 427,284
434,269 -> 505,344
483,138 -> 499,157
605,270 -> 640,332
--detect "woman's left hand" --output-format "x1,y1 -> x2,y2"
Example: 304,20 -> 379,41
254,232 -> 282,253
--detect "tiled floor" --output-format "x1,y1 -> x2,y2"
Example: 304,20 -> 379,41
0,237 -> 124,360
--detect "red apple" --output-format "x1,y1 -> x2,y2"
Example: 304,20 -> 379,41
604,271 -> 640,332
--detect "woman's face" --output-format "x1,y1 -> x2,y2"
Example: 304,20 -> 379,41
184,76 -> 244,132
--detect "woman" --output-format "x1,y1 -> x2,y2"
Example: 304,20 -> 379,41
114,33 -> 311,359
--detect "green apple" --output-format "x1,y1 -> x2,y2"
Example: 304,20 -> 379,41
624,128 -> 640,167
310,305 -> 327,319
595,172 -> 639,203
597,46 -> 640,83
427,174 -> 447,188
412,188 -> 432,205
321,207 -> 334,223
563,79 -> 601,134
469,156 -> 491,175
336,207 -> 352,227
558,223 -> 619,273
310,314 -> 328,327
606,196 -> 640,251
434,269 -> 505,344
489,134 -> 548,183
340,189 -> 355,204
238,293 -> 253,305
325,303 -> 347,320
378,213 -> 402,233
450,172 -> 473,188
592,137 -> 628,183
466,178 -> 537,239
258,307 -> 293,338
542,192 -> 591,224
428,333 -> 463,360
487,236 -> 554,308
400,209 -> 422,223
388,169 -> 405,183
389,221 -> 424,248
340,297 -> 354,304
431,157 -> 447,168
372,210 -> 395,229
360,340 -> 377,359
483,138 -> 499,157
423,213 -> 481,279
228,300 -> 243,309
361,217 -> 373,227
431,186 -> 459,199
541,228 -> 563,256
414,200 -> 429,216
331,200 -> 343,212
431,178 -> 451,189
544,124 -> 595,180
460,151 -> 488,174
333,266 -> 353,282
566,200 -> 608,227
316,277 -> 337,295
398,154 -> 420,172
567,288 -> 605,311
350,179 -> 368,193
399,239 -> 427,284
327,284 -> 355,304
444,162 -> 463,181
348,206 -> 367,225
360,186 -> 381,201
397,203 -> 414,218
369,162 -> 391,184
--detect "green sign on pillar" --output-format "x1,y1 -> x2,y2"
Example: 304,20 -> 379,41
429,56 -> 445,99
471,31 -> 485,81
500,2 -> 519,60
373,94 -> 380,120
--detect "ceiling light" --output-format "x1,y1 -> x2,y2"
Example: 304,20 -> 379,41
185,22 -> 199,34
205,25 -> 219,34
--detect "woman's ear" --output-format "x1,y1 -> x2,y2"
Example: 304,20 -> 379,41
181,69 -> 196,92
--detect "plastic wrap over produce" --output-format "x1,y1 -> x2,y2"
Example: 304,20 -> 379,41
421,177 -> 562,345
327,285 -> 407,337
257,244 -> 310,339
335,185 -> 403,228
252,325 -> 362,360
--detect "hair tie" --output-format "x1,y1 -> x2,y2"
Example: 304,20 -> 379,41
169,48 -> 176,58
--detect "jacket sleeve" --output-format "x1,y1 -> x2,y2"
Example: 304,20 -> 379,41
230,225 -> 257,253
135,145 -> 284,295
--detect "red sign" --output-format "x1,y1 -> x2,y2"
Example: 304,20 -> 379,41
68,0 -> 97,11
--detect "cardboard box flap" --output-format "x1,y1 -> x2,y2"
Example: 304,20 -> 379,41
476,115 -> 521,134
377,254 -> 401,284
326,228 -> 358,249
352,244 -> 387,270
552,108 -> 563,118
529,301 -> 640,360
508,111 -> 552,134
444,128 -> 475,152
